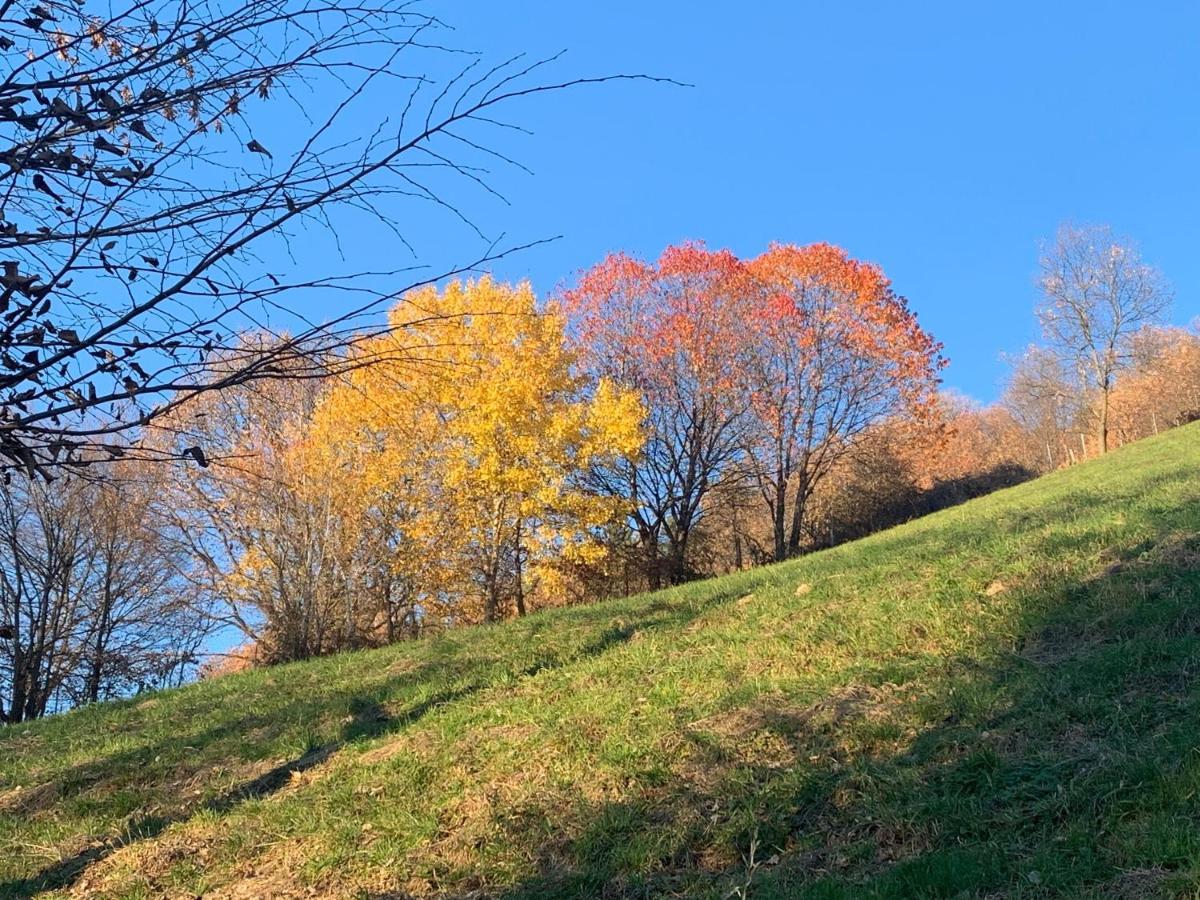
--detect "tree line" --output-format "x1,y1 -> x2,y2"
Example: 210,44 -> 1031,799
1,221 -> 1186,717
0,0 -> 1185,719
164,241 -> 946,672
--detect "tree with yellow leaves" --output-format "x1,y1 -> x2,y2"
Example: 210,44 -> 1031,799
309,277 -> 643,626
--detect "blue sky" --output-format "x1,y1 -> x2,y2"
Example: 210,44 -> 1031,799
203,2 -> 1199,654
270,2 -> 1200,403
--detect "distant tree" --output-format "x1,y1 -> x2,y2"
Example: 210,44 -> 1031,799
75,469 -> 208,703
1109,326 -> 1200,442
802,419 -> 931,549
1002,345 -> 1082,467
687,475 -> 766,575
743,243 -> 944,561
923,394 -> 1041,489
563,244 -> 752,587
1036,225 -> 1172,455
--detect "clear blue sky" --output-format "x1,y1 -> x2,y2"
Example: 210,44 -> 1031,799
275,1 -> 1200,403
205,2 -> 1199,655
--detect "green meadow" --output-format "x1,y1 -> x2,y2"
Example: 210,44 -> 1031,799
4,423 -> 1200,898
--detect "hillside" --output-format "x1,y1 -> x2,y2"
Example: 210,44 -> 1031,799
4,425 -> 1200,898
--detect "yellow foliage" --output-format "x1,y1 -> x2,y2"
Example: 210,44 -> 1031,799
303,277 -> 644,624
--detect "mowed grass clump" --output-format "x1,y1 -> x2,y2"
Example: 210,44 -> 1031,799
5,425 -> 1200,898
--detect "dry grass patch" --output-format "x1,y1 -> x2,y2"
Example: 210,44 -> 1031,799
0,780 -> 58,815
682,684 -> 906,781
1099,866 -> 1172,899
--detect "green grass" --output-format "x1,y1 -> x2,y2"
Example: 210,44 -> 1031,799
5,425 -> 1200,898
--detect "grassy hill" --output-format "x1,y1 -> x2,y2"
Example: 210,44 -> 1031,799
4,424 -> 1200,898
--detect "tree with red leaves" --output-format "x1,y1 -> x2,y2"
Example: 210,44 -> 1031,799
744,243 -> 945,560
565,240 -> 944,580
563,243 -> 752,587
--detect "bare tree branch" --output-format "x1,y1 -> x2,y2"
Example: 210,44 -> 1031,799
0,0 -> 676,474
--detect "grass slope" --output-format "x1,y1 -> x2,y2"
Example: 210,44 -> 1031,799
5,425 -> 1200,898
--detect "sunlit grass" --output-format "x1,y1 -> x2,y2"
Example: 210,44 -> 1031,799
4,423 -> 1200,897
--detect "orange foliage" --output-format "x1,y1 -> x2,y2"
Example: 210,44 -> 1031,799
928,396 -> 1047,485
742,242 -> 946,559
1109,327 -> 1200,443
199,642 -> 262,679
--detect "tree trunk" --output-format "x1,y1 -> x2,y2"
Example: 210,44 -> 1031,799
645,542 -> 662,590
86,580 -> 115,704
8,667 -> 27,724
785,469 -> 809,559
772,479 -> 787,563
514,522 -> 527,617
1098,387 -> 1110,454
484,543 -> 501,622
666,537 -> 689,586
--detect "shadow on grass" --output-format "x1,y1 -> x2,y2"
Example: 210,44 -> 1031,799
0,594 -> 728,897
473,493 -> 1200,897
0,704 -> 367,897
17,464 -> 1200,897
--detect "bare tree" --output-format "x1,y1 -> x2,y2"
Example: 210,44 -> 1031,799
0,468 -> 204,721
76,468 -> 207,703
157,356 -> 425,663
0,0 -> 662,475
1002,345 -> 1083,468
0,474 -> 88,720
1036,224 -> 1172,455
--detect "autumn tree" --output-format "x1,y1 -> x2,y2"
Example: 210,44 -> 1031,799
157,352 -> 393,664
686,476 -> 767,576
926,393 -> 1043,484
1036,224 -> 1172,455
563,243 -> 752,586
1109,326 -> 1200,442
1002,345 -> 1083,466
742,243 -> 944,561
0,467 -> 205,721
309,277 -> 643,626
0,0 -> 658,474
800,419 -> 933,549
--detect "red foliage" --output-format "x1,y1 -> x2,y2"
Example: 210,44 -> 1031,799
563,241 -> 754,398
563,239 -> 947,569
561,242 -> 755,586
